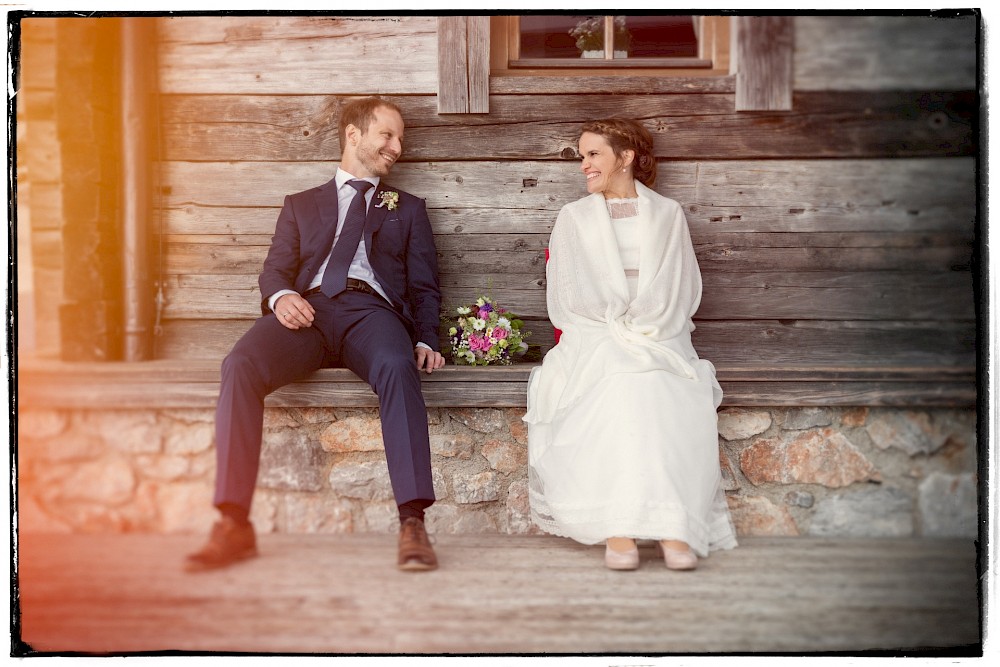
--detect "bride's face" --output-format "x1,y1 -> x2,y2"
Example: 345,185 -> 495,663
578,132 -> 632,197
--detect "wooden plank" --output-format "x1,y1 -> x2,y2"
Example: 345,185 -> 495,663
794,15 -> 978,92
162,240 -> 970,276
159,91 -> 974,161
17,358 -> 978,385
153,318 -> 557,360
436,17 -> 470,114
437,16 -> 489,114
156,16 -> 438,95
16,534 -> 980,653
150,317 -> 974,370
159,158 -> 976,234
159,271 -> 973,322
467,16 -> 490,114
19,357 -> 976,409
735,16 -> 793,111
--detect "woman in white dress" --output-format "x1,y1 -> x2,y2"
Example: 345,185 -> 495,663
524,118 -> 737,570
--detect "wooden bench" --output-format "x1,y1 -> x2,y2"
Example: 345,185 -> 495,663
20,358 -> 975,409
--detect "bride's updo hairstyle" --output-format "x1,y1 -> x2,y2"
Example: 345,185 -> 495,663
580,118 -> 657,188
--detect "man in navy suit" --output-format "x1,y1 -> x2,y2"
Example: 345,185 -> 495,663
186,97 -> 444,572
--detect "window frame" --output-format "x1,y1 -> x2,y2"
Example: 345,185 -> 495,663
490,15 -> 732,78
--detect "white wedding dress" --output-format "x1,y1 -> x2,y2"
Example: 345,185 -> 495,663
524,183 -> 737,556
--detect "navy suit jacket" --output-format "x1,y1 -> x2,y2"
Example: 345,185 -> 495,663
258,176 -> 442,351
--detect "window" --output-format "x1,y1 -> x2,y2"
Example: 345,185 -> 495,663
491,15 -> 731,76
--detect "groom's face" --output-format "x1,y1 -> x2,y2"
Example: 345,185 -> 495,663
350,106 -> 404,178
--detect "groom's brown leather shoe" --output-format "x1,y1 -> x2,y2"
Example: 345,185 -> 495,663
184,516 -> 258,572
398,517 -> 438,571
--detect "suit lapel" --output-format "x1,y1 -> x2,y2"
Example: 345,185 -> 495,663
315,177 -> 341,257
364,183 -> 391,244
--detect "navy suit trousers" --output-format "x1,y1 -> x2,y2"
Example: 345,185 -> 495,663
213,289 -> 436,512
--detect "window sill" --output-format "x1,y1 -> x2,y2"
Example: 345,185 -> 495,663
489,73 -> 734,95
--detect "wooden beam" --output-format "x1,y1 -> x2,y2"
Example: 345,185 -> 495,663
735,16 -> 793,111
437,16 -> 489,114
18,359 -> 977,409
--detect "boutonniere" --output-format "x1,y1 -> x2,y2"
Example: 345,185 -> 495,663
375,190 -> 399,211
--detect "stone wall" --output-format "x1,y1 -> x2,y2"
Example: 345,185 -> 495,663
18,406 -> 978,539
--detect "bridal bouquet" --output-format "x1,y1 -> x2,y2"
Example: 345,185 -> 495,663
449,296 -> 530,366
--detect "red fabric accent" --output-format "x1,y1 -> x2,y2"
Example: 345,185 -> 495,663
546,248 -> 562,344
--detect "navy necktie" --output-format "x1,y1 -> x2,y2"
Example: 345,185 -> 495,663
321,179 -> 373,297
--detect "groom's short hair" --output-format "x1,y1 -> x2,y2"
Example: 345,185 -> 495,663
338,96 -> 404,153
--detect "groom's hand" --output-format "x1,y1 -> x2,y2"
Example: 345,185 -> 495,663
274,293 -> 315,330
415,347 -> 445,374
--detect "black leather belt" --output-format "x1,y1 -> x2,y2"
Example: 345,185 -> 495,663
303,279 -> 378,297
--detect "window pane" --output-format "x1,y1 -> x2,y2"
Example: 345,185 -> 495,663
519,15 -> 601,58
519,15 -> 700,60
616,16 -> 698,58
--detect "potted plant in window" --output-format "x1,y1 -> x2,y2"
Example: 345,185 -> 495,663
570,16 -> 631,59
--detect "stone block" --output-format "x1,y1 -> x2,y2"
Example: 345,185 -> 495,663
319,415 -> 384,453
33,431 -> 106,462
432,467 -> 449,500
719,450 -> 740,491
79,411 -> 163,454
450,408 -> 505,434
283,494 -> 354,534
504,478 -> 538,535
154,480 -> 218,533
726,495 -> 799,536
361,501 -> 399,533
918,472 -> 977,538
47,457 -> 136,505
249,493 -> 279,533
718,409 -> 772,441
163,421 -> 214,456
166,409 -> 215,424
866,410 -> 945,457
453,471 -> 500,504
784,490 -> 815,508
430,433 -> 474,459
263,409 -> 303,430
328,460 -> 393,501
18,410 -> 68,440
481,439 -> 528,474
259,430 -> 325,492
740,429 -> 879,488
134,454 -> 191,481
808,487 -> 913,538
426,504 -> 498,534
17,494 -> 72,533
782,407 -> 833,430
286,407 -> 338,425
426,409 -> 444,426
840,407 -> 869,428
506,410 -> 528,444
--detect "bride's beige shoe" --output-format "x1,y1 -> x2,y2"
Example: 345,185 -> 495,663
604,542 -> 640,570
656,541 -> 698,571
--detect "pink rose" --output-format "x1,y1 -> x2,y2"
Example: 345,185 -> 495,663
492,327 -> 509,340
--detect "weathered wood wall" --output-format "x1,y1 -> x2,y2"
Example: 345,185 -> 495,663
150,15 -> 977,383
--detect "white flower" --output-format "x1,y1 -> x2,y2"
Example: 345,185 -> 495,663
471,318 -> 486,331
497,317 -> 510,328
375,191 -> 399,210
457,306 -> 471,315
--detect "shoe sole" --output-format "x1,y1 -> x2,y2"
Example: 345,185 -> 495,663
184,547 -> 258,573
397,560 -> 438,572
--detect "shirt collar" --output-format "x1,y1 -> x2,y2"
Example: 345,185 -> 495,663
335,167 -> 380,192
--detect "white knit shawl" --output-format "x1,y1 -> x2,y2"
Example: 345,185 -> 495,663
525,180 -> 722,429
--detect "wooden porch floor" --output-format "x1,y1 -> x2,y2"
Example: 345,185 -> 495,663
15,532 -> 980,656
